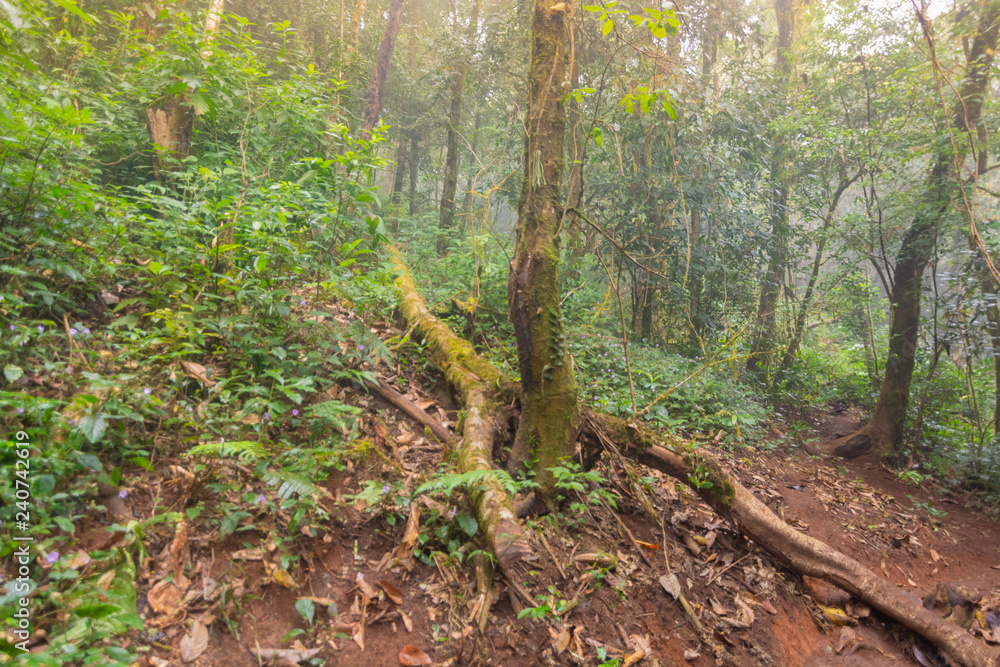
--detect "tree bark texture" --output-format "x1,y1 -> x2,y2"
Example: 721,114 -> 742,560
830,3 -> 999,456
391,134 -> 409,203
408,134 -> 419,215
437,70 -> 464,253
582,414 -> 1000,667
506,0 -> 579,501
746,0 -> 795,383
362,0 -> 406,138
388,246 -> 532,569
145,0 -> 226,181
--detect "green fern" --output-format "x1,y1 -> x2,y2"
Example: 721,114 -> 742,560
416,469 -> 517,496
262,470 -> 324,499
186,440 -> 268,462
306,400 -> 361,431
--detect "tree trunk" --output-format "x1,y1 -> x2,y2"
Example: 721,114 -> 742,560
565,24 -> 586,262
437,70 -> 463,254
462,111 -> 482,222
361,0 -> 406,138
580,413 -> 1000,667
408,134 -> 419,215
391,133 -> 409,204
780,170 -> 860,372
746,0 -> 794,383
348,0 -> 369,54
830,3 -> 999,457
145,0 -> 225,181
506,0 -> 579,504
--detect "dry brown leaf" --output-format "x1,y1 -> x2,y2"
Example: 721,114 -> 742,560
231,548 -> 263,561
400,611 -> 413,633
574,553 -> 616,568
622,649 -> 646,666
835,627 -> 857,654
398,645 -> 432,665
264,561 -> 299,589
179,621 -> 209,663
379,580 -> 404,605
353,624 -> 366,651
930,549 -> 940,563
550,626 -> 572,654
65,551 -> 91,570
401,504 -> 421,551
659,574 -> 681,600
356,572 -> 378,604
148,580 -> 184,615
169,520 -> 189,582
180,360 -> 216,387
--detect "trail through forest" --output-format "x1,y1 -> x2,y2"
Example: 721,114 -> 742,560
82,299 -> 996,667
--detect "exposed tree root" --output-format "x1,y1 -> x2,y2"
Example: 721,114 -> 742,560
581,413 -> 1000,667
388,246 -> 532,569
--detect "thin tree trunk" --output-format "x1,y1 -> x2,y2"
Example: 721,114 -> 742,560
780,170 -> 860,372
746,0 -> 794,383
462,111 -> 481,224
830,3 -> 999,456
565,25 -> 586,262
361,0 -> 406,138
506,0 -> 578,505
348,0 -> 369,54
408,134 -> 419,215
391,134 -> 409,204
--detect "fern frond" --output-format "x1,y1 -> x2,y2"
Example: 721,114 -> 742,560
186,440 -> 268,462
416,469 -> 516,496
261,470 -> 323,499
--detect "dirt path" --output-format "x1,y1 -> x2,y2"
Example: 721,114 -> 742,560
737,406 -> 1000,666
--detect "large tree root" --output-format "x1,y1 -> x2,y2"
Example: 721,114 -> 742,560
582,413 -> 1000,667
388,246 -> 532,569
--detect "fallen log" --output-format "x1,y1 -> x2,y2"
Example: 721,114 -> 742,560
582,413 -> 1000,667
364,379 -> 454,445
388,246 -> 532,569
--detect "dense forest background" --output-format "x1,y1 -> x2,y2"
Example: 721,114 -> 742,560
2,0 -> 1000,664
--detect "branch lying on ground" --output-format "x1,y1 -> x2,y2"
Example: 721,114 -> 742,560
387,245 -> 532,570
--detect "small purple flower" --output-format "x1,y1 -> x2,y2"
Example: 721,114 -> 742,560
18,341 -> 23,347
65,366 -> 73,374
46,552 -> 59,564
220,437 -> 226,443
37,325 -> 44,333
8,325 -> 14,331
448,508 -> 457,518
118,490 -> 127,499
263,412 -> 270,420
358,345 -> 365,350
69,328 -> 77,336
299,299 -> 306,306
68,419 -> 75,425
256,493 -> 266,504
382,485 -> 390,493
16,407 -> 24,414
83,328 -> 90,335
143,387 -> 152,395
292,409 -> 299,417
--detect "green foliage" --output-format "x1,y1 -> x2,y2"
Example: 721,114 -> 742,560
415,469 -> 517,497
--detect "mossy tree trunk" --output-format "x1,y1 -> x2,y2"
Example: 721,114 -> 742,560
830,2 -> 999,456
505,0 -> 579,503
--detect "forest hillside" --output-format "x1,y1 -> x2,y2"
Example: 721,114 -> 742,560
1,0 -> 999,665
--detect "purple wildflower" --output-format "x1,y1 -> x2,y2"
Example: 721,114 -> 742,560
83,328 -> 90,335
382,485 -> 390,493
263,412 -> 270,420
118,490 -> 127,499
256,493 -> 266,504
37,325 -> 44,333
65,366 -> 73,374
16,407 -> 24,414
69,328 -> 77,335
300,299 -> 306,306
46,552 -> 59,564
358,344 -> 365,350
143,387 -> 152,395
8,325 -> 14,331
292,409 -> 299,417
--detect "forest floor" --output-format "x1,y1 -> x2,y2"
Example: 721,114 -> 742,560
18,300 -> 1000,667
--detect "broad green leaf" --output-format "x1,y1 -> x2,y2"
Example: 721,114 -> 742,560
77,413 -> 108,444
602,18 -> 613,36
4,364 -> 23,382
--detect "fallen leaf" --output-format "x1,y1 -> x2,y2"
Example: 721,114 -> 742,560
179,621 -> 209,663
66,551 -> 92,570
574,553 -> 617,568
401,504 -> 421,551
821,606 -> 856,626
180,360 -> 216,387
550,626 -> 572,654
264,561 -> 299,589
147,580 -> 183,615
622,649 -> 646,666
835,627 -> 857,654
635,540 -> 660,551
400,610 -> 413,632
930,549 -> 940,563
356,572 -> 378,604
379,580 -> 404,605
398,644 -> 431,665
231,548 -> 264,561
684,648 -> 701,661
659,574 -> 681,600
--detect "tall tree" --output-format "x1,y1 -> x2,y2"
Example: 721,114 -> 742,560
506,0 -> 578,505
834,0 -> 1000,456
437,1 -> 480,254
745,0 -> 795,382
362,0 -> 406,138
